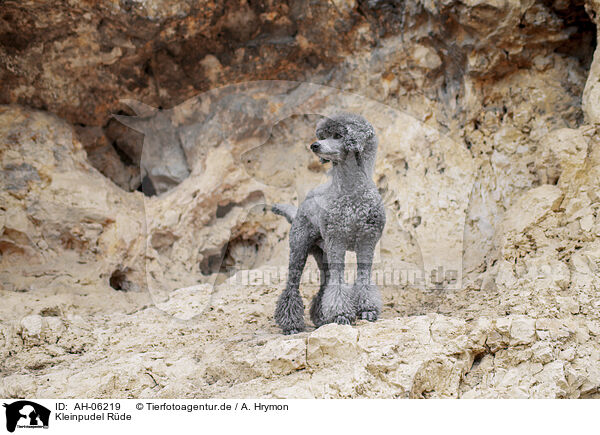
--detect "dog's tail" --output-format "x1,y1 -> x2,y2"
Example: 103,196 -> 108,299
269,203 -> 297,224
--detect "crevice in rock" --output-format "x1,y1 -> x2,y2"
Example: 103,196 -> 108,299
75,111 -> 144,193
546,0 -> 597,69
199,245 -> 228,277
216,202 -> 236,219
110,138 -> 135,168
469,350 -> 487,372
215,191 -> 265,220
138,175 -> 156,197
199,232 -> 266,277
109,268 -> 134,292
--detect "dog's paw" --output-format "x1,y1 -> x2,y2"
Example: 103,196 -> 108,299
355,283 -> 382,320
275,292 -> 305,335
359,310 -> 378,322
334,314 -> 352,325
283,328 -> 303,335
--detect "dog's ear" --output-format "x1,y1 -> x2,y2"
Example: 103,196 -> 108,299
344,119 -> 376,154
344,125 -> 366,154
344,137 -> 364,153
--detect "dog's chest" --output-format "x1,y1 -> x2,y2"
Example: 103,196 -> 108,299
323,189 -> 385,242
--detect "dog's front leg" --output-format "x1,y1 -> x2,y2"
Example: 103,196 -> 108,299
354,241 -> 382,322
320,241 -> 356,325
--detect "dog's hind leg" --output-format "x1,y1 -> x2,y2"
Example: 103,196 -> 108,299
309,246 -> 328,327
274,216 -> 316,334
354,240 -> 382,322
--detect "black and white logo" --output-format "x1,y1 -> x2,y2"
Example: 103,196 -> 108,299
3,401 -> 50,433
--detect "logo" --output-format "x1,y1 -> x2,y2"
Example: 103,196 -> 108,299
3,401 -> 50,433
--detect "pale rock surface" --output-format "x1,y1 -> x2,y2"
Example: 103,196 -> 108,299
1,0 -> 599,399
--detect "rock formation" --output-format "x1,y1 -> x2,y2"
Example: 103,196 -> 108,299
0,0 -> 599,398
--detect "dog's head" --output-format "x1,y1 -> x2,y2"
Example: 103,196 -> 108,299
310,113 -> 376,164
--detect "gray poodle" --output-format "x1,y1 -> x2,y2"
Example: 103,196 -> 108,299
271,113 -> 386,334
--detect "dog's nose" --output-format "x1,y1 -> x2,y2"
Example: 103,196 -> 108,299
310,142 -> 320,151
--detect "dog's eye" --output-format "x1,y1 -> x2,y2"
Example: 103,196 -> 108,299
333,133 -> 342,140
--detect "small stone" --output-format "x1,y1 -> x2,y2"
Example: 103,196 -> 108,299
570,253 -> 591,274
588,321 -> 600,336
531,342 -> 554,364
532,54 -> 553,71
558,347 -> 576,362
557,297 -> 580,315
413,44 -> 442,69
534,361 -> 568,396
495,317 -> 512,335
510,316 -> 536,345
20,315 -> 43,337
580,214 -> 594,232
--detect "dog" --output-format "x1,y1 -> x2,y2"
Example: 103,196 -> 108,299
271,113 -> 385,334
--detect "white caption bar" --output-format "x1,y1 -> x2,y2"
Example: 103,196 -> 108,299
0,399 -> 595,435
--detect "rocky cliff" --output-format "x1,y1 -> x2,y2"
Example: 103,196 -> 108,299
0,0 -> 599,398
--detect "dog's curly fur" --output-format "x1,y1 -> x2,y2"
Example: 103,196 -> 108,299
271,113 -> 385,334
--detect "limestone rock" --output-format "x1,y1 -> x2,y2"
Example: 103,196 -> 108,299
1,0 -> 600,400
307,324 -> 359,367
3,297 -> 599,398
